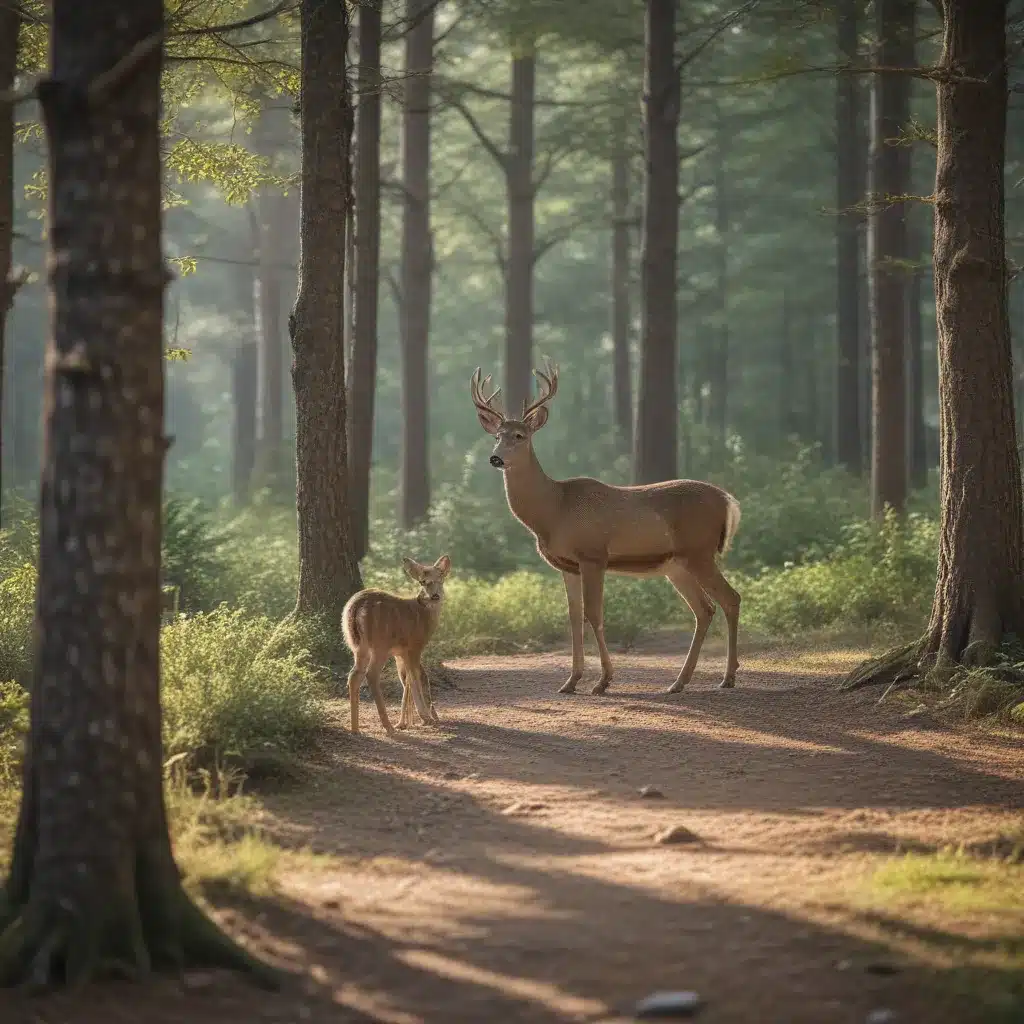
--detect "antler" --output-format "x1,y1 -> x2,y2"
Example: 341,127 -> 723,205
470,367 -> 505,422
522,358 -> 559,420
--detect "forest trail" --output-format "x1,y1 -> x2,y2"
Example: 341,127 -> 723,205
7,633 -> 1024,1024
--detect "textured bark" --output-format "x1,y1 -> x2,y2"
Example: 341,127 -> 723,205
778,291 -> 798,439
0,0 -> 276,990
0,3 -> 19,514
231,258 -> 258,506
505,51 -> 535,418
707,116 -> 729,455
834,0 -> 864,474
867,0 -> 914,516
348,0 -> 382,562
290,0 -> 363,622
634,0 -> 679,485
610,116 -> 633,451
906,220 -> 928,490
399,0 -> 434,529
923,0 -> 1023,660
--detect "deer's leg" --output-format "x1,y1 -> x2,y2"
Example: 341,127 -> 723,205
664,560 -> 716,693
686,557 -> 741,689
419,661 -> 441,724
579,559 -> 614,695
408,658 -> 436,725
347,650 -> 370,734
365,652 -> 396,734
559,569 -> 585,694
395,656 -> 412,729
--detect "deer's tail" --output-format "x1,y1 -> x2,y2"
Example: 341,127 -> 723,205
341,594 -> 362,650
718,493 -> 742,556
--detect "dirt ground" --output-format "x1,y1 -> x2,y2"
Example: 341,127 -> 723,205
4,633 -> 1024,1023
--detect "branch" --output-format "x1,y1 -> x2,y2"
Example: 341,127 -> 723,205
435,75 -> 592,109
676,0 -> 761,78
453,202 -> 506,275
533,215 -> 593,265
444,96 -> 507,171
170,1 -> 296,36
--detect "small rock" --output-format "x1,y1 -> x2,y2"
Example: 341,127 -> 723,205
321,898 -> 340,910
655,824 -> 701,846
835,958 -> 853,972
865,960 -> 902,976
638,785 -> 665,799
901,703 -> 928,719
866,1010 -> 896,1024
635,990 -> 703,1019
182,970 -> 216,990
501,800 -> 548,816
442,769 -> 460,779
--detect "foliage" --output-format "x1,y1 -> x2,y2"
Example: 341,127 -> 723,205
162,496 -> 231,613
0,681 -> 29,785
0,563 -> 35,689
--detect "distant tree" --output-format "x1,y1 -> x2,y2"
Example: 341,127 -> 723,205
906,218 -> 928,490
634,0 -> 679,484
609,111 -> 633,451
349,0 -> 383,562
399,0 -> 435,529
290,0 -> 363,622
847,0 -> 1024,688
867,0 -> 915,516
231,254 -> 259,505
707,108 -> 730,457
834,0 -> 864,475
0,0 -> 276,987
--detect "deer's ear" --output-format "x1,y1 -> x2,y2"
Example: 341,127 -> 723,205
476,407 -> 503,436
434,554 -> 452,577
401,557 -> 422,581
524,405 -> 549,433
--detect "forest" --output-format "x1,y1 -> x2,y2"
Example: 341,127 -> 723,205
0,0 -> 1022,1021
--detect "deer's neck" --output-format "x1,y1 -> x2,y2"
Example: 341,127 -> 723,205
503,446 -> 561,537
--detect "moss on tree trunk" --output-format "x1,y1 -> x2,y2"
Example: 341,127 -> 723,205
846,0 -> 1023,692
0,0 -> 278,991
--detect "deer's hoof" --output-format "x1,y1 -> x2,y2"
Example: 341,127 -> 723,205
558,679 -> 579,694
718,676 -> 736,690
590,681 -> 610,696
666,681 -> 687,694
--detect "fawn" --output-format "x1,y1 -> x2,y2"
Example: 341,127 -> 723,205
342,554 -> 451,735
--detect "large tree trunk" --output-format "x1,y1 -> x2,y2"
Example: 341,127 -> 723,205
924,0 -> 1022,661
0,4 -> 19,517
290,0 -> 363,622
867,0 -> 914,517
399,0 -> 434,529
707,114 -> 729,456
504,48 -> 535,417
847,0 -> 1024,690
610,114 -> 633,451
348,0 -> 382,563
0,0 -> 275,988
634,0 -> 679,484
835,0 -> 864,474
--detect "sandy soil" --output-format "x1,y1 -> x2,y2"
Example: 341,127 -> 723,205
4,634 -> 1023,1023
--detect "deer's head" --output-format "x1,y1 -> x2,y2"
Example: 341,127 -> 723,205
402,554 -> 452,603
470,360 -> 559,471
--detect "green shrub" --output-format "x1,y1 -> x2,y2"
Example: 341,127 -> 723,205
160,608 -> 327,772
0,562 -> 35,688
162,496 -> 230,612
0,680 -> 29,783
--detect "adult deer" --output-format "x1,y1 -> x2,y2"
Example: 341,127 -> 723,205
471,361 -> 741,695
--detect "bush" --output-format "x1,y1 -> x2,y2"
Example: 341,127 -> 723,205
0,562 -> 35,688
160,608 -> 327,772
162,496 -> 230,613
0,680 -> 29,783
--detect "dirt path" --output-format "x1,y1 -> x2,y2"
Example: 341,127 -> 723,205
6,635 -> 1024,1023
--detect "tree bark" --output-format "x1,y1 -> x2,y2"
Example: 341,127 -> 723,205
835,0 -> 864,474
867,0 -> 914,517
708,113 -> 729,456
0,0 -> 276,989
610,114 -> 633,451
924,0 -> 1023,661
399,0 -> 434,529
348,0 -> 382,562
231,257 -> 258,506
290,0 -> 363,623
0,3 -> 19,517
505,49 -> 535,417
906,220 -> 928,490
779,290 -> 799,439
634,0 -> 679,485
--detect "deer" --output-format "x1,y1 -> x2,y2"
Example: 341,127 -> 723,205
342,555 -> 451,735
471,361 -> 741,695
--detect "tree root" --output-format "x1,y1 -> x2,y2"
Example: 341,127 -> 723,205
0,874 -> 282,993
841,639 -> 924,692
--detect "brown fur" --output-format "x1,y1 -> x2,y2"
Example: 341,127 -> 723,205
472,361 -> 742,695
342,555 -> 451,735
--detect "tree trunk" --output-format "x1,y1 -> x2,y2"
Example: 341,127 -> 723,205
399,0 -> 434,529
867,0 -> 914,517
924,0 -> 1023,661
231,258 -> 258,506
708,114 -> 729,456
290,0 -> 363,623
0,0 -> 275,988
610,114 -> 633,451
0,4 -> 19,517
348,0 -> 382,563
634,0 -> 679,484
505,49 -> 535,417
906,220 -> 928,490
779,290 -> 798,439
835,0 -> 864,474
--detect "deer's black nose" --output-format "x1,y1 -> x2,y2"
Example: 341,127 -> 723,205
489,455 -> 504,468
